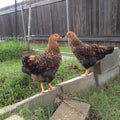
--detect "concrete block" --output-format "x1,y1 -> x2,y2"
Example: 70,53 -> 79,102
57,73 -> 96,94
0,105 -> 17,117
25,87 -> 62,110
95,67 -> 119,85
94,47 -> 119,74
0,87 -> 62,116
5,115 -> 24,120
0,73 -> 95,117
50,100 -> 90,120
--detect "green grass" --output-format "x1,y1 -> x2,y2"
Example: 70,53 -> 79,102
30,43 -> 46,51
18,105 -> 56,120
0,104 -> 56,120
0,40 -> 26,62
60,46 -> 72,53
30,43 -> 72,52
76,77 -> 120,120
1,77 -> 119,120
18,77 -> 120,120
0,58 -> 87,108
30,43 -> 73,56
0,40 -> 119,120
0,40 -> 86,108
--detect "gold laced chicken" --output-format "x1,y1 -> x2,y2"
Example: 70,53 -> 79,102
66,31 -> 114,76
22,34 -> 62,92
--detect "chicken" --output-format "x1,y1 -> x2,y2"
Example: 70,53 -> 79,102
22,33 -> 62,92
66,31 -> 114,76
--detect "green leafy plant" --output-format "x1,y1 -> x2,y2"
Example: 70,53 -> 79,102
76,77 -> 120,120
0,40 -> 26,62
18,105 -> 56,120
0,58 -> 85,108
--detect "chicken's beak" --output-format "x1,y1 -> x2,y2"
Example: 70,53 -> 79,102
66,33 -> 69,38
56,36 -> 61,41
58,37 -> 62,40
65,35 -> 68,39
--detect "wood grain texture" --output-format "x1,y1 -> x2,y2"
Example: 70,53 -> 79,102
0,0 -> 120,37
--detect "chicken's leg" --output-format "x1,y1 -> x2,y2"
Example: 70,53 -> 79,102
81,69 -> 89,76
40,82 -> 45,92
48,83 -> 53,90
40,82 -> 49,93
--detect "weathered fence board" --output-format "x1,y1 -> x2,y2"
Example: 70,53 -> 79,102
0,0 -> 120,38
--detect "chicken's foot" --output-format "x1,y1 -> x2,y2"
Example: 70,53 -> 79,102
40,82 -> 49,93
48,83 -> 55,90
81,69 -> 89,76
40,82 -> 55,93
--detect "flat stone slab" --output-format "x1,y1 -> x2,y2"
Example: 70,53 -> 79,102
50,100 -> 90,120
5,115 -> 24,120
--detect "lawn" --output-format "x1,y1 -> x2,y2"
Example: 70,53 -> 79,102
0,40 -> 86,108
0,58 -> 87,108
77,77 -> 120,120
30,43 -> 72,53
20,77 -> 120,120
0,40 -> 119,120
30,43 -> 74,56
1,76 -> 119,120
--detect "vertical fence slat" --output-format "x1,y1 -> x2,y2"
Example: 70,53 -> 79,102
0,0 -> 120,37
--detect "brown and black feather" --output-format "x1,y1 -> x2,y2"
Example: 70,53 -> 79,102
67,31 -> 114,69
22,34 -> 62,83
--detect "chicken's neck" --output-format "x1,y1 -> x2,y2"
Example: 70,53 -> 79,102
46,42 -> 60,54
70,37 -> 84,47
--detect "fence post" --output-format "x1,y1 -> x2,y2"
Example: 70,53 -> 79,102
20,4 -> 27,43
15,0 -> 18,40
66,0 -> 70,46
27,0 -> 32,52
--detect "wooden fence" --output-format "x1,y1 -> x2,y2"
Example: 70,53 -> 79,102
0,0 -> 120,38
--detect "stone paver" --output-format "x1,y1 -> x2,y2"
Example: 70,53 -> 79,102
50,100 -> 90,120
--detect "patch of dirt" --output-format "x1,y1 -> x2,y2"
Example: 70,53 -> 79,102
67,65 -> 81,72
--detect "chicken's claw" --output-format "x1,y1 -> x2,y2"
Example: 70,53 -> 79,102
42,90 -> 49,93
48,83 -> 54,89
81,69 -> 89,76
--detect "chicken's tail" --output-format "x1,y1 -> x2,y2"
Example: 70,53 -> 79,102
106,47 -> 114,54
22,55 -> 30,65
22,66 -> 31,75
22,55 -> 31,75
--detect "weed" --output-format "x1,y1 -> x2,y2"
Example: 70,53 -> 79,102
18,104 -> 56,120
76,78 -> 120,120
0,40 -> 26,62
0,58 -> 84,108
